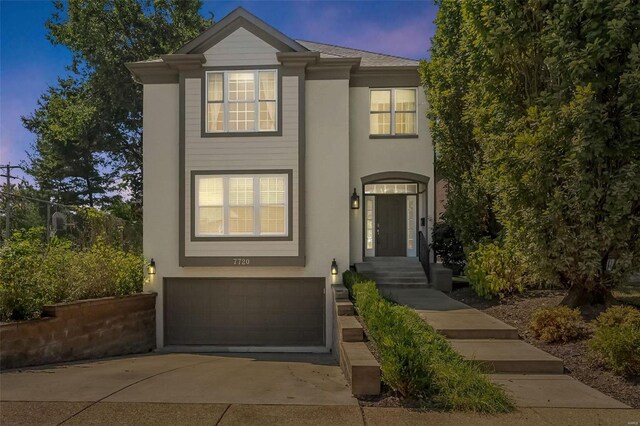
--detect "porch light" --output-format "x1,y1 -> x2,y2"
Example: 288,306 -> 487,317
350,188 -> 360,209
606,257 -> 617,272
331,258 -> 339,275
148,258 -> 156,275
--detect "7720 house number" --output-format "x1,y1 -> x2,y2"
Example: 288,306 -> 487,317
233,258 -> 251,265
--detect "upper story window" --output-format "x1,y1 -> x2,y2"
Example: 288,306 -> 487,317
206,70 -> 277,133
369,88 -> 417,136
194,172 -> 288,237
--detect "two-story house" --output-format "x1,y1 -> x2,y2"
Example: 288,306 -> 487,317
127,7 -> 434,351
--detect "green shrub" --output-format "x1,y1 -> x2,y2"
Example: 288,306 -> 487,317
589,306 -> 640,376
342,270 -> 368,298
430,221 -> 465,275
346,271 -> 513,412
529,306 -> 587,343
0,229 -> 145,322
465,241 -> 525,299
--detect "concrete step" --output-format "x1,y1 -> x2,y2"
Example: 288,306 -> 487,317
366,271 -> 426,277
489,374 -> 629,408
364,257 -> 421,262
449,339 -> 564,374
368,277 -> 428,284
383,288 -> 519,339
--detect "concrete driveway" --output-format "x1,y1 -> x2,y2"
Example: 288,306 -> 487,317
0,352 -> 356,406
0,353 -> 359,425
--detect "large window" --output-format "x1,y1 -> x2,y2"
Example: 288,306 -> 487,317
206,70 -> 277,133
194,173 -> 288,237
369,88 -> 417,136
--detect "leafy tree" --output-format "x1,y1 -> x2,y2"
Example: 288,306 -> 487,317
24,0 -> 212,213
421,0 -> 501,249
424,0 -> 640,306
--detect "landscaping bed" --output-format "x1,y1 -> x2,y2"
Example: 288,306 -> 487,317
343,272 -> 514,413
449,287 -> 640,408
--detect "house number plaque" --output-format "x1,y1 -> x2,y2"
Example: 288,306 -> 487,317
233,258 -> 251,265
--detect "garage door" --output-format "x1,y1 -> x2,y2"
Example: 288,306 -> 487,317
164,278 -> 325,346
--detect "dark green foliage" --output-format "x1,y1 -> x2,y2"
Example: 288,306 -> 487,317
589,306 -> 640,376
465,240 -> 526,299
345,271 -> 513,412
430,221 -> 465,275
0,228 -> 145,321
422,0 -> 640,306
23,0 -> 212,212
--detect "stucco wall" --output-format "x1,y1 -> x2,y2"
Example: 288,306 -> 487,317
348,87 -> 434,263
142,77 -> 350,349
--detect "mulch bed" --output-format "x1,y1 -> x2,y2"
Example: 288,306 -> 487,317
449,287 -> 640,408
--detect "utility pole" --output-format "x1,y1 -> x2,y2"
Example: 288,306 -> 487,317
1,163 -> 22,241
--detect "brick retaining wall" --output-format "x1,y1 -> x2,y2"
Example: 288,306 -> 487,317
0,292 -> 156,370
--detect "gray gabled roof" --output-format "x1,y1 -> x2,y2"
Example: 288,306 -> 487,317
296,40 -> 420,67
177,7 -> 308,54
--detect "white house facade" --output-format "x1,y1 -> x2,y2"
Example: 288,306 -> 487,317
127,8 -> 434,351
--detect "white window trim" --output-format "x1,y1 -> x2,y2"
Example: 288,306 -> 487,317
205,70 -> 278,133
369,87 -> 418,136
194,173 -> 288,238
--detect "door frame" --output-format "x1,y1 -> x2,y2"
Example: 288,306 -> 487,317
360,172 -> 430,259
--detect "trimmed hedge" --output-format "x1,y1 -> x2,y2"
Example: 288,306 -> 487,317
344,271 -> 513,412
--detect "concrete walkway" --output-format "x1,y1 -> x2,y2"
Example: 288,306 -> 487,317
1,401 -> 638,425
380,287 -> 630,409
1,353 -> 638,425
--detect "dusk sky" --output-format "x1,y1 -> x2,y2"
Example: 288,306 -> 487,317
0,1 -> 437,177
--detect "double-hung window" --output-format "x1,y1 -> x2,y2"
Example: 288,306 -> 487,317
206,70 -> 277,133
194,173 -> 288,237
369,88 -> 417,136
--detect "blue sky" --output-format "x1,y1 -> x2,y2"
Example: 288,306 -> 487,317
0,0 -> 437,174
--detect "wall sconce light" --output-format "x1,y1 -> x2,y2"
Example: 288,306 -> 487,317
331,258 -> 338,275
148,258 -> 156,275
350,188 -> 360,210
606,257 -> 617,272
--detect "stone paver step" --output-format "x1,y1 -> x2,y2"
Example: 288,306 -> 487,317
449,339 -> 564,374
382,288 -> 519,339
489,374 -> 629,408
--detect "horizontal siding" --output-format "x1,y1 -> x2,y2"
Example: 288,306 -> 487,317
204,27 -> 279,66
184,76 -> 299,258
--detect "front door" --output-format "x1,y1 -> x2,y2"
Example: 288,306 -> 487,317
376,195 -> 406,256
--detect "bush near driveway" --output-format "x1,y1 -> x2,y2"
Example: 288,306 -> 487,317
0,228 -> 145,321
589,306 -> 640,376
529,305 -> 588,343
344,271 -> 513,412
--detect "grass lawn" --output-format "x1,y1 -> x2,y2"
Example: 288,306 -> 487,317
613,278 -> 640,307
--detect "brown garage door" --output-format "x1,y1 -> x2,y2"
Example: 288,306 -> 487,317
164,278 -> 325,346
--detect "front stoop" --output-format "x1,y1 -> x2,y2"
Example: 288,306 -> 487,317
449,340 -> 564,374
332,284 -> 381,397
